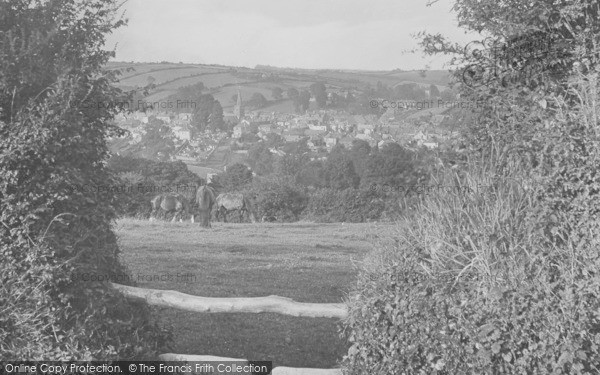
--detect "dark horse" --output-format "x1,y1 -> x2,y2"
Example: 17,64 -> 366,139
150,194 -> 190,222
193,185 -> 216,228
214,193 -> 256,223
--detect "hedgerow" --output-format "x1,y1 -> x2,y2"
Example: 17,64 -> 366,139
343,1 -> 600,372
0,0 -> 170,360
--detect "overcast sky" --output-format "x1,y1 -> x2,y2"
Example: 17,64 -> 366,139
106,0 -> 478,70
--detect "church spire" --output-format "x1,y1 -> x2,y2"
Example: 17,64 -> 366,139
234,89 -> 244,120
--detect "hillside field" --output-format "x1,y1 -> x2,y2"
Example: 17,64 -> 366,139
107,61 -> 453,114
114,218 -> 397,368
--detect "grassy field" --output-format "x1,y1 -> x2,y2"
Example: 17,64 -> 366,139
108,61 -> 453,115
119,67 -> 222,87
114,218 -> 397,368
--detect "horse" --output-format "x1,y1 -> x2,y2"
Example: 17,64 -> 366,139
214,193 -> 256,223
193,185 -> 216,228
150,194 -> 190,222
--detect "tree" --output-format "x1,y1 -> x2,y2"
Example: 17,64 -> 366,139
0,0 -> 167,359
429,84 -> 441,98
310,82 -> 327,108
219,163 -> 253,191
167,82 -> 205,113
360,143 -> 427,189
350,139 -> 372,179
248,92 -> 268,109
287,87 -> 299,100
271,87 -> 283,100
246,176 -> 308,222
248,142 -> 274,176
275,153 -> 310,177
296,160 -> 326,188
192,94 -> 224,132
140,117 -> 175,160
345,2 -> 600,371
298,90 -> 311,113
287,87 -> 300,112
439,88 -> 456,101
322,145 -> 360,189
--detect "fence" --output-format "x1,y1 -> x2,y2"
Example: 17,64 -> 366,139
112,283 -> 346,374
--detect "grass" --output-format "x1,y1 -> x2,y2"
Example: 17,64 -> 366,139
114,218 -> 395,368
159,73 -> 252,90
119,67 -> 221,87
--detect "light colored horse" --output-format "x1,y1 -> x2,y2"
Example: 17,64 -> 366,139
193,185 -> 216,228
214,193 -> 256,223
150,194 -> 190,222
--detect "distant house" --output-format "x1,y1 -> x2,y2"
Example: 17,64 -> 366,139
307,141 -> 319,152
305,129 -> 326,140
284,134 -> 304,143
377,139 -> 394,149
282,127 -> 301,142
129,133 -> 142,144
269,148 -> 286,157
324,137 -> 338,149
357,123 -> 375,133
356,133 -> 373,141
172,125 -> 192,141
258,123 -> 273,133
233,124 -> 246,138
308,123 -> 327,132
413,130 -> 427,145
339,137 -> 354,148
157,115 -> 171,124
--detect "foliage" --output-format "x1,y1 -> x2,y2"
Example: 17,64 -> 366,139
244,176 -> 308,222
271,86 -> 283,100
217,163 -> 253,192
107,155 -> 203,218
164,82 -> 205,113
360,143 -> 430,190
247,92 -> 268,109
247,142 -> 275,176
304,188 -> 386,223
344,161 -> 600,374
429,83 -> 441,98
139,117 -> 176,160
191,94 -> 225,132
0,0 -> 170,360
394,83 -> 428,101
323,147 -> 361,190
310,82 -> 328,108
344,1 -> 600,373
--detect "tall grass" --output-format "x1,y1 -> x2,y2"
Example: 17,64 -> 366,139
343,71 -> 600,374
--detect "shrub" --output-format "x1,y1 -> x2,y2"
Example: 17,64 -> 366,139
0,1 -> 170,359
245,176 -> 308,222
304,188 -> 386,223
107,155 -> 203,218
343,154 -> 600,374
345,2 -> 600,373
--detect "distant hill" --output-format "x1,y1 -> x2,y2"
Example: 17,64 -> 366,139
107,61 -> 454,114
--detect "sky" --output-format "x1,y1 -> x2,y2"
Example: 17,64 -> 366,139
106,0 -> 478,71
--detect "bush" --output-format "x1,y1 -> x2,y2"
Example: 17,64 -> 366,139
343,156 -> 600,374
107,155 -> 203,218
304,188 -> 386,223
245,176 -> 308,222
345,3 -> 600,373
0,1 -> 170,359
